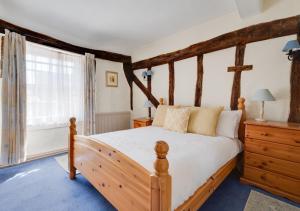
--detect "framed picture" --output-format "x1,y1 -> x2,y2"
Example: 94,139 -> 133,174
106,71 -> 118,87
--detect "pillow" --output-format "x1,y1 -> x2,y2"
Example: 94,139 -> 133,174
216,110 -> 242,139
187,106 -> 224,136
152,105 -> 179,127
163,108 -> 191,133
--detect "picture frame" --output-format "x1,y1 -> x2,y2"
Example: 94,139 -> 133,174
106,71 -> 118,87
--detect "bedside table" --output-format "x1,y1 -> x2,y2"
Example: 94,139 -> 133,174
133,118 -> 153,128
241,120 -> 300,203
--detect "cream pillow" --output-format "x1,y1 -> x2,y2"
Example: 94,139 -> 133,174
216,110 -> 242,139
152,105 -> 179,127
187,106 -> 224,136
163,108 -> 191,133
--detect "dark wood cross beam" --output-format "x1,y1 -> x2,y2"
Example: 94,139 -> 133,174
229,44 -> 252,110
132,15 -> 300,70
0,19 -> 131,63
168,62 -> 175,105
194,55 -> 204,107
289,22 -> 300,123
147,67 -> 152,117
227,65 -> 253,72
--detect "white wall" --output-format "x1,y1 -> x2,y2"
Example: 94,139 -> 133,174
26,59 -> 130,157
95,59 -> 130,113
131,0 -> 300,122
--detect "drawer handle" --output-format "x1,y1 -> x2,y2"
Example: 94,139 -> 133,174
260,132 -> 269,136
260,175 -> 266,180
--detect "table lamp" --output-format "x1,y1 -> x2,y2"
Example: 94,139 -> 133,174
252,89 -> 275,122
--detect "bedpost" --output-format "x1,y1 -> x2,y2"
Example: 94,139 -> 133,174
159,98 -> 164,105
69,117 -> 77,179
238,97 -> 246,142
154,141 -> 171,211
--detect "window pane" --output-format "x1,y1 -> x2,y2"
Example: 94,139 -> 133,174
26,42 -> 84,128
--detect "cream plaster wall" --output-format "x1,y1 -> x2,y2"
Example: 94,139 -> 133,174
131,0 -> 300,122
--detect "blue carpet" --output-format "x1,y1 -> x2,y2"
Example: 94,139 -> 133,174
0,156 -> 299,211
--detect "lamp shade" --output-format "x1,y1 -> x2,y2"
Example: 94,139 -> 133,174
282,40 -> 300,52
252,89 -> 275,102
144,100 -> 154,108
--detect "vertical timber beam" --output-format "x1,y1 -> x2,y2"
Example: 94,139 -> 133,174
168,62 -> 175,105
147,67 -> 152,118
194,55 -> 204,106
123,61 -> 133,110
288,22 -> 300,123
230,44 -> 246,110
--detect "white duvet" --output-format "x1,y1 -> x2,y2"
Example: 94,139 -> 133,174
90,126 -> 242,210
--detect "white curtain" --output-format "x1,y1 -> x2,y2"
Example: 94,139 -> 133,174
83,53 -> 96,135
1,30 -> 27,165
26,43 -> 84,129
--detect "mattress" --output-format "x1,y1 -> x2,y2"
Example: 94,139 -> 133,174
90,126 -> 242,210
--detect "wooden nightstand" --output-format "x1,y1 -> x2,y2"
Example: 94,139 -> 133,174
241,120 -> 300,203
133,118 -> 153,128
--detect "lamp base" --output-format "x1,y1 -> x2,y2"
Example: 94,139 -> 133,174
255,118 -> 266,122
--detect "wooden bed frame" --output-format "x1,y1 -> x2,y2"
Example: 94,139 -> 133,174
69,98 -> 246,211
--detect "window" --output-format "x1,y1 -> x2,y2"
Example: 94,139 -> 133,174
26,42 -> 83,128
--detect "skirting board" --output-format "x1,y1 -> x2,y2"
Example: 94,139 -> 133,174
0,148 -> 68,169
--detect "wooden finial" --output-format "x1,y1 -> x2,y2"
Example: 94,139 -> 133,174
159,98 -> 164,105
154,141 -> 169,176
69,117 -> 77,134
153,141 -> 171,211
238,97 -> 245,110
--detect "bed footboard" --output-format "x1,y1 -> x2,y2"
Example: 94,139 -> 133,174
69,118 -> 171,211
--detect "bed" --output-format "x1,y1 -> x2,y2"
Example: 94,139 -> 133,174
68,98 -> 246,211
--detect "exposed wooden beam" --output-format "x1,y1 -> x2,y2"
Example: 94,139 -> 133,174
227,65 -> 253,72
123,61 -> 133,110
288,22 -> 300,123
132,74 -> 159,108
230,44 -> 246,110
168,62 -> 175,105
132,15 -> 300,70
0,19 -> 131,63
147,67 -> 152,117
194,55 -> 204,107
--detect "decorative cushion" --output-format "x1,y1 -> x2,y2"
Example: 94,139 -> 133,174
187,106 -> 224,136
163,108 -> 191,133
216,110 -> 242,139
152,105 -> 179,127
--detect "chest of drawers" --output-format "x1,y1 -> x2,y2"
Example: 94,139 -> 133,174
241,120 -> 300,203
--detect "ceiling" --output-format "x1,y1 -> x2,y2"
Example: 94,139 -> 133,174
0,0 -> 256,54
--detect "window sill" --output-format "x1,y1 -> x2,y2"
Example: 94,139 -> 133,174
27,121 -> 82,131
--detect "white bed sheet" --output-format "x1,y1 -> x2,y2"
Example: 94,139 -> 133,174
90,126 -> 242,210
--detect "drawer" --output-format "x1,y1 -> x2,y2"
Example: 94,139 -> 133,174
244,151 -> 300,179
245,138 -> 300,163
244,166 -> 300,196
246,125 -> 300,146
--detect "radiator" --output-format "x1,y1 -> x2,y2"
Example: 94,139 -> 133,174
96,111 -> 131,133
